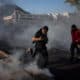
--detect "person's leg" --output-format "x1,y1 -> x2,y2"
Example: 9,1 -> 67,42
70,42 -> 76,61
44,51 -> 48,67
32,48 -> 37,57
76,43 -> 80,57
42,47 -> 48,67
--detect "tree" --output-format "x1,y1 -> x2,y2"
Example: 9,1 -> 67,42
65,0 -> 80,9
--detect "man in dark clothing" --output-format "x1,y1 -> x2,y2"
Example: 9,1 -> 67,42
70,24 -> 80,61
32,26 -> 49,68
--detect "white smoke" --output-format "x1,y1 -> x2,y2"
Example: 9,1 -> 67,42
0,49 -> 54,80
1,10 -> 80,50
24,54 -> 53,77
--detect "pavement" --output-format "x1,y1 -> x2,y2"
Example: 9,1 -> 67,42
49,61 -> 80,80
48,48 -> 80,80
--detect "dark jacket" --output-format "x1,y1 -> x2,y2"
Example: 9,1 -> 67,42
33,29 -> 48,48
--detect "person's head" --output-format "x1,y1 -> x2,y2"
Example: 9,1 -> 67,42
71,24 -> 78,32
41,26 -> 49,34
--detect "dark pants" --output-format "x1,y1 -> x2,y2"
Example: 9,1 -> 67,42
33,46 -> 48,68
70,42 -> 80,60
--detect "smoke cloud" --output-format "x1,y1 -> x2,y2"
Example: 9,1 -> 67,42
0,0 -> 14,5
0,49 -> 54,80
9,12 -> 80,50
0,3 -> 80,50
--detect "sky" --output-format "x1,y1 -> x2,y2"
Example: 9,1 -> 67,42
0,0 -> 76,14
15,0 -> 76,14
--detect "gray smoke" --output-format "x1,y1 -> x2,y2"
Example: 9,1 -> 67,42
0,0 -> 14,5
1,11 -> 80,51
0,49 -> 54,80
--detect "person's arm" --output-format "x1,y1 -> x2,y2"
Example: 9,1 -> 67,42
32,36 -> 42,42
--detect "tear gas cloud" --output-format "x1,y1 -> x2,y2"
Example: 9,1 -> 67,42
1,11 -> 80,50
0,0 -> 14,5
0,1 -> 80,80
0,49 -> 54,80
5,13 -> 80,50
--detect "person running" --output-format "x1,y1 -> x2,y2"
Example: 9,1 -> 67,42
32,26 -> 49,68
